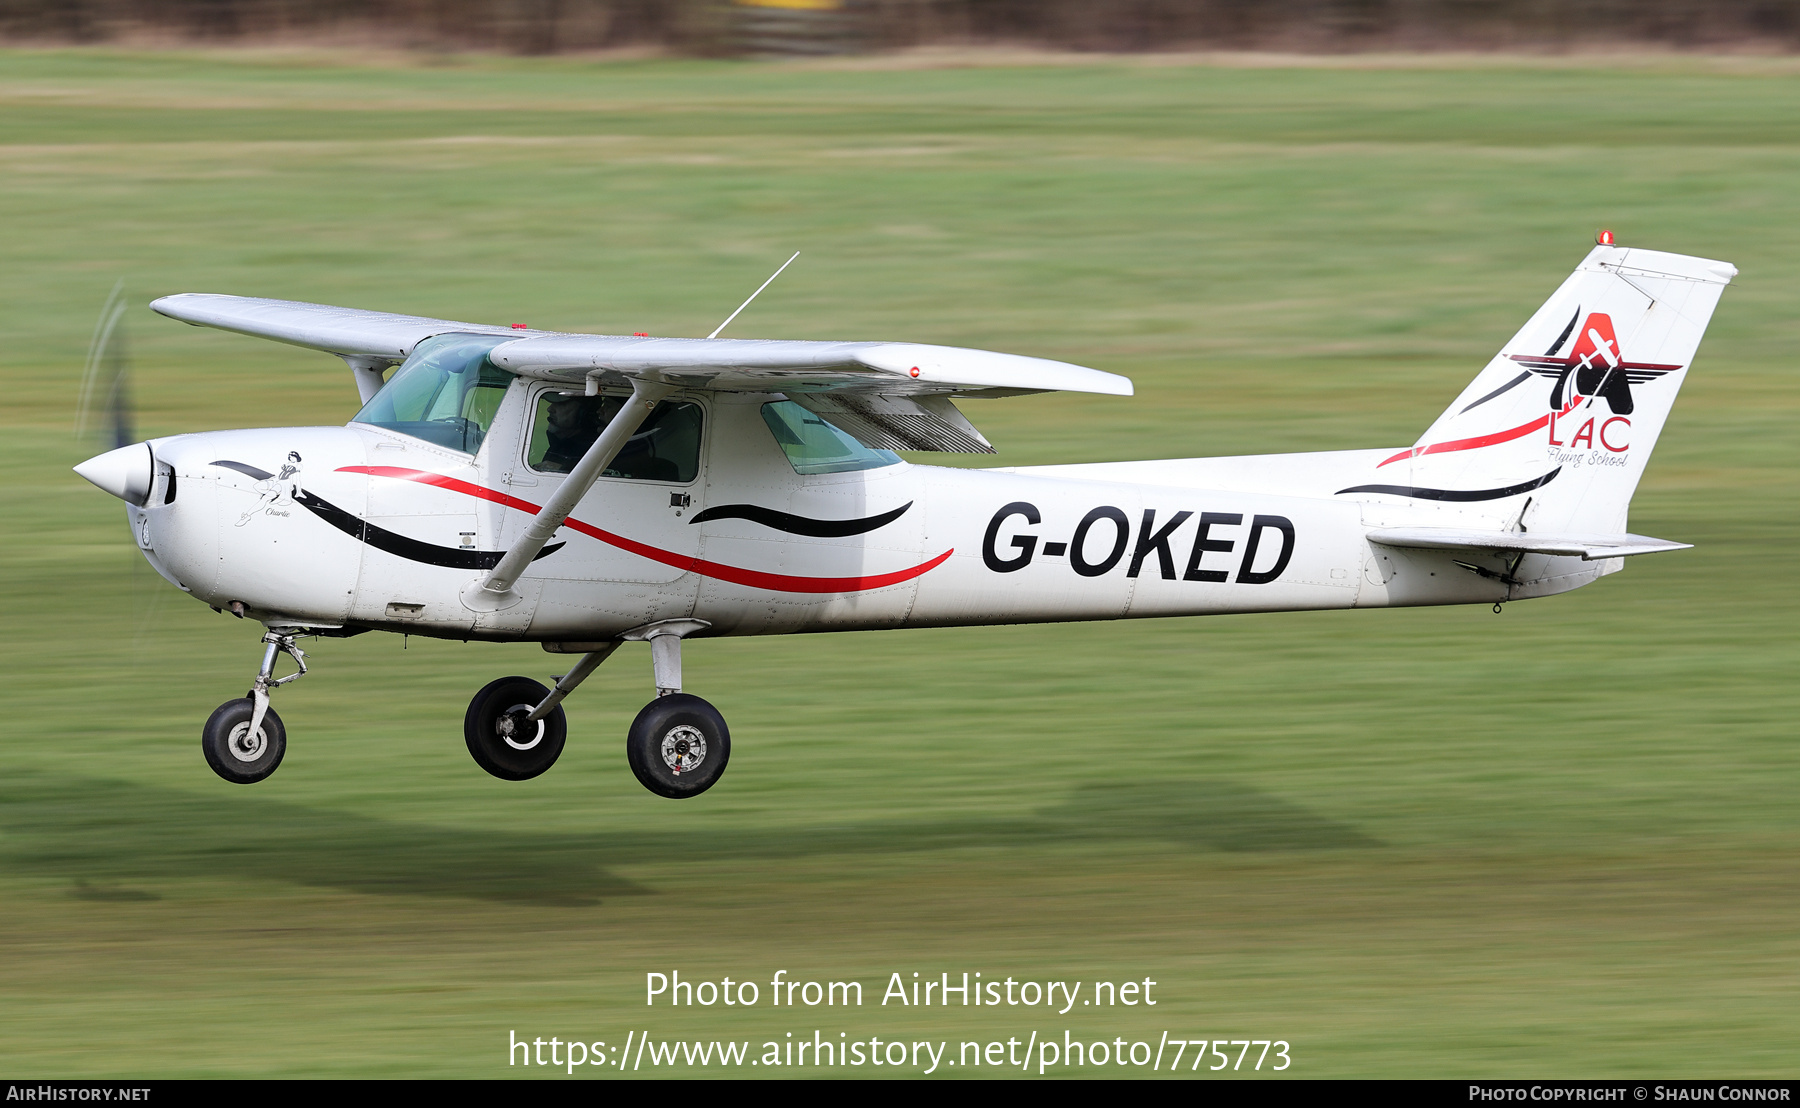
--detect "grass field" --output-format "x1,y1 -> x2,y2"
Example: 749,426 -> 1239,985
1,49 -> 1797,1078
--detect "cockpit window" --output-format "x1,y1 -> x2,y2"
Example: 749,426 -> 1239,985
352,333 -> 512,455
760,400 -> 900,475
527,392 -> 703,483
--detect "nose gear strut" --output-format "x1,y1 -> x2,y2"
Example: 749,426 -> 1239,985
246,629 -> 310,744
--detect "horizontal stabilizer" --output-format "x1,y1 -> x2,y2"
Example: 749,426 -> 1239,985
1367,527 -> 1691,561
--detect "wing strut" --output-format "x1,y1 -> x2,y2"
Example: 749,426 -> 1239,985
462,376 -> 675,612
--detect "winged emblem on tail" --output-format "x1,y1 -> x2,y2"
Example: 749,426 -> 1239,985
1509,308 -> 1683,415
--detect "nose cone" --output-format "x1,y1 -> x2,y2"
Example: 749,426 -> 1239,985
74,442 -> 154,506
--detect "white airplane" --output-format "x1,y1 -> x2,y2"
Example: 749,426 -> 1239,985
73,239 -> 1735,797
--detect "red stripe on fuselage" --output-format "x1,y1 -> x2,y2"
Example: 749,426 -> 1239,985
1378,414 -> 1551,468
338,465 -> 950,594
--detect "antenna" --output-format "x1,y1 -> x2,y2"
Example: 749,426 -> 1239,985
708,251 -> 799,340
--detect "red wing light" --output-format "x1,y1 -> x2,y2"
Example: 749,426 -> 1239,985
909,366 -> 921,378
1597,229 -> 1615,246
634,332 -> 649,337
511,323 -> 527,329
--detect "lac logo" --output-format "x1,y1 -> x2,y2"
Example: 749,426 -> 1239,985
1510,309 -> 1682,417
1377,307 -> 1686,476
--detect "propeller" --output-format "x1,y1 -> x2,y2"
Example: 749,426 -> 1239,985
73,283 -> 170,645
75,280 -> 135,451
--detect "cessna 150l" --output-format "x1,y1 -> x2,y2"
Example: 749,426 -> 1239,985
73,238 -> 1734,797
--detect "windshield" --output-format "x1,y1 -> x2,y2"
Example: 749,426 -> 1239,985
761,400 -> 900,475
352,333 -> 512,455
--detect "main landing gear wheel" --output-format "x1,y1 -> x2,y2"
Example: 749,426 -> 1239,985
202,698 -> 287,784
465,675 -> 567,781
627,693 -> 730,799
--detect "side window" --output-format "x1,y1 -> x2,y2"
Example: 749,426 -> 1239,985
527,392 -> 702,483
760,400 -> 900,475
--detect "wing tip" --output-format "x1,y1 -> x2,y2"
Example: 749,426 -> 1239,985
148,292 -> 214,321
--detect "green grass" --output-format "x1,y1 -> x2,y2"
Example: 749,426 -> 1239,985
1,48 -> 1797,1077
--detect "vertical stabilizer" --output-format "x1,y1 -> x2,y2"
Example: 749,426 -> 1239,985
1381,243 -> 1735,533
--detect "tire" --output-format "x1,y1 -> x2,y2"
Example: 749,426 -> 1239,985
202,698 -> 287,784
464,676 -> 566,781
626,693 -> 730,799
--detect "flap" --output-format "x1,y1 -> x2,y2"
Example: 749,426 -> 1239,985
785,391 -> 995,454
1367,527 -> 1692,560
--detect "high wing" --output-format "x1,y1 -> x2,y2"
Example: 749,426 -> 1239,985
151,293 -> 1132,454
150,293 -> 530,362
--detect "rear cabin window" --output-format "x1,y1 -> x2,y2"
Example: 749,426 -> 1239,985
351,332 -> 511,455
526,392 -> 702,483
760,400 -> 900,475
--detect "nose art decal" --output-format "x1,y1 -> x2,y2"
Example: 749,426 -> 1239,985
212,456 -> 304,526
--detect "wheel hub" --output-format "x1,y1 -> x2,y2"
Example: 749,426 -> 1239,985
226,720 -> 266,763
500,704 -> 544,751
660,724 -> 706,774
658,723 -> 705,773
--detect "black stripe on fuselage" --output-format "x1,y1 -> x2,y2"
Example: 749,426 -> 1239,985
211,459 -> 274,480
1461,308 -> 1581,416
688,501 -> 912,538
1547,306 -> 1581,357
1336,467 -> 1561,502
293,489 -> 563,570
1458,370 -> 1536,415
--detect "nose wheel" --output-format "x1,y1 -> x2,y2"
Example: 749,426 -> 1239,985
202,628 -> 308,784
202,698 -> 287,784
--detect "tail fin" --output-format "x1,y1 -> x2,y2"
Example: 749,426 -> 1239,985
1383,242 -> 1735,533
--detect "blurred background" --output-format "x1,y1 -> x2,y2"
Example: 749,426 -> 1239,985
1,8 -> 1797,1080
2,0 -> 1797,56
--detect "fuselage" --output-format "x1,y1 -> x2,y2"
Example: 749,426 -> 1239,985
125,381 -> 1608,642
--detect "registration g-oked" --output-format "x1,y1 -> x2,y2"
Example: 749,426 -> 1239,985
73,238 -> 1736,797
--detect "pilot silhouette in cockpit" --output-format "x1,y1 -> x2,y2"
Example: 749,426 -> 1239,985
541,395 -> 666,477
540,397 -> 602,473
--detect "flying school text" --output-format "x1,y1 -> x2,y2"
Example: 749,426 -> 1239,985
982,502 -> 1296,583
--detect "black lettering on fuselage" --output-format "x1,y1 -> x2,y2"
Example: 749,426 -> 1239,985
1128,509 -> 1193,579
1070,506 -> 1130,577
1236,515 -> 1296,584
982,501 -> 1040,573
980,503 -> 1296,585
1183,512 -> 1242,582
